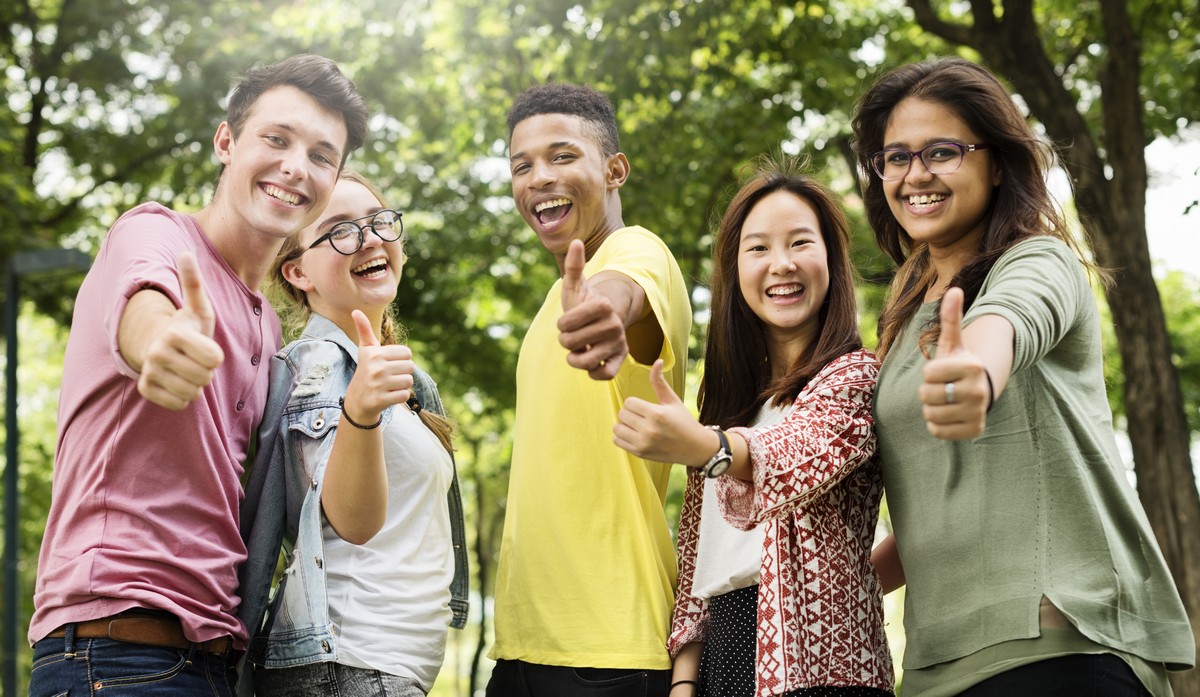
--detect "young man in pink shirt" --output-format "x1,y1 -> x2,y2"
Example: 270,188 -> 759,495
28,54 -> 367,696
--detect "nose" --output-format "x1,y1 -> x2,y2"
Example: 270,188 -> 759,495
904,154 -> 934,183
529,160 -> 556,189
279,147 -> 308,181
361,226 -> 385,250
769,249 -> 798,275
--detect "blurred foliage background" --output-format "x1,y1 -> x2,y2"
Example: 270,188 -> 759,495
2,0 -> 1198,693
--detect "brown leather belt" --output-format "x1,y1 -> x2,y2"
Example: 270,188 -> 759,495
48,615 -> 233,655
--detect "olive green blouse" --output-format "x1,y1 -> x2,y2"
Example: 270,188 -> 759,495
875,237 -> 1194,693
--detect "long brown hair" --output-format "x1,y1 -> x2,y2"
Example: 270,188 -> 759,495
850,56 -> 1091,358
698,155 -> 863,429
273,169 -> 454,453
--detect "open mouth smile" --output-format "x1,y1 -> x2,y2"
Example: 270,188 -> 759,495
352,256 -> 389,279
534,198 -> 572,225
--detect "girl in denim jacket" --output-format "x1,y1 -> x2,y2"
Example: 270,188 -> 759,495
241,170 -> 467,697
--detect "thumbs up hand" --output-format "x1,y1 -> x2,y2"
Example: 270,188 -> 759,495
558,239 -> 628,380
341,310 -> 415,428
613,359 -> 711,466
919,287 -> 990,440
136,252 -> 225,410
560,238 -> 590,312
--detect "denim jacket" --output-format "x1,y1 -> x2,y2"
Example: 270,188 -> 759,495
237,314 -> 468,686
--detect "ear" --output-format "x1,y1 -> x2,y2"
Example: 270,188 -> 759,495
990,158 -> 1003,187
606,152 -> 630,190
213,122 -> 235,166
281,258 -> 315,294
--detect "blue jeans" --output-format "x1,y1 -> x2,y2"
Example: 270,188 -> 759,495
255,662 -> 426,696
30,629 -> 235,696
486,659 -> 671,697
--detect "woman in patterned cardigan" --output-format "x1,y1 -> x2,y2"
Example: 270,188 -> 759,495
614,156 -> 894,697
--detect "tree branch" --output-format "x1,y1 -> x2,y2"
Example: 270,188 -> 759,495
906,0 -> 974,46
39,140 -> 183,229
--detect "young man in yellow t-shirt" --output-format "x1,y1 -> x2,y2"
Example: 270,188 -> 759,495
486,83 -> 692,697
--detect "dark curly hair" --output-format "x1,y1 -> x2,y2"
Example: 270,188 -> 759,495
507,83 -> 620,156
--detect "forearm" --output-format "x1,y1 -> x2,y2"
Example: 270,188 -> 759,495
871,534 -> 906,594
590,271 -> 650,327
961,314 -> 1015,402
670,642 -> 703,696
320,419 -> 389,545
117,289 -> 177,373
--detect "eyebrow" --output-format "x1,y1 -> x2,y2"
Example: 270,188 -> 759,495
509,140 -> 579,162
881,137 -> 965,150
315,206 -> 385,231
741,226 -> 820,242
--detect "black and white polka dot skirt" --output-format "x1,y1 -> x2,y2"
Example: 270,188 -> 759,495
698,584 -> 894,697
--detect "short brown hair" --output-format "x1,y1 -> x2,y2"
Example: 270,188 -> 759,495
226,54 -> 368,166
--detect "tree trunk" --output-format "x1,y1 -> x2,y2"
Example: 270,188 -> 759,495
907,0 -> 1200,686
469,436 -> 492,697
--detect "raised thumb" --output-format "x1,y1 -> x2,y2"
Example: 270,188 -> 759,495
178,251 -> 215,337
649,359 -> 679,405
937,286 -> 965,358
351,309 -> 380,347
560,239 -> 588,311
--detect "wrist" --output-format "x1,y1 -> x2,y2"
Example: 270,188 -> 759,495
339,397 -> 383,430
670,679 -> 698,694
700,426 -> 732,478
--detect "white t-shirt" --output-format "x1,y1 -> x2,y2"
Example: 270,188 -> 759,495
322,406 -> 455,690
690,402 -> 794,599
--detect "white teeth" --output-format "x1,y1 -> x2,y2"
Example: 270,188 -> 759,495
352,257 -> 387,275
767,284 -> 802,297
907,193 -> 947,206
535,198 -> 570,213
264,184 -> 301,205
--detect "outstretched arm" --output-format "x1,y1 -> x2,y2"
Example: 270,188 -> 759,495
558,239 -> 662,380
920,287 -> 1015,440
118,252 -> 225,411
613,359 -> 753,480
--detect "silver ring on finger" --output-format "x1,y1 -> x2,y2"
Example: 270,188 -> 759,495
944,381 -> 956,404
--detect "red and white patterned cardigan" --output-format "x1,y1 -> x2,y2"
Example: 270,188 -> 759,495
667,349 -> 894,696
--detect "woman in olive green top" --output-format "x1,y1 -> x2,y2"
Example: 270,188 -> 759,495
851,56 -> 1194,696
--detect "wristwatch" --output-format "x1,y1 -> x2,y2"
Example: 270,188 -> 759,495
702,426 -> 733,478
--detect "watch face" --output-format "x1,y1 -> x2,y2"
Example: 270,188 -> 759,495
705,456 -> 732,478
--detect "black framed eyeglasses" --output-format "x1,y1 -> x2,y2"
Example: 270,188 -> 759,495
304,209 -> 404,255
870,142 -> 990,181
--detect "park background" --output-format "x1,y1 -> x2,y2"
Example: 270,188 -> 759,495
1,0 -> 1198,693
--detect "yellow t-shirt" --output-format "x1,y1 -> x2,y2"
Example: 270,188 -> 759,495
489,226 -> 692,669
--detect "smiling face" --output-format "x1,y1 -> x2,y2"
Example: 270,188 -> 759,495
882,97 -> 1002,255
509,113 -> 628,261
214,85 -> 348,245
281,179 -> 406,329
737,190 -> 830,354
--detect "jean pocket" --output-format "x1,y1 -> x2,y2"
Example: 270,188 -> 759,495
571,666 -> 647,688
87,640 -> 190,688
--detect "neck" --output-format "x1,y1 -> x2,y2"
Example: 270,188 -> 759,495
766,329 -> 813,381
553,218 -> 627,274
192,205 -> 283,290
327,307 -> 386,346
925,226 -> 986,301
